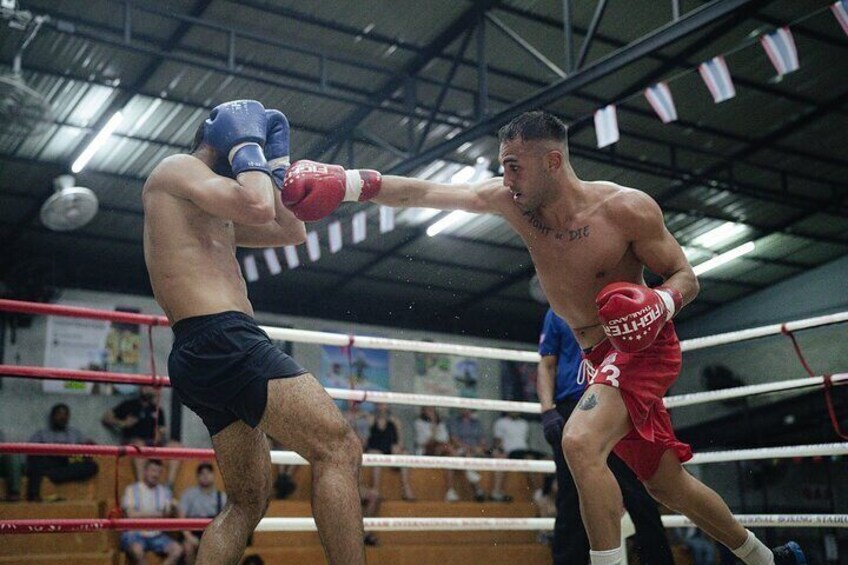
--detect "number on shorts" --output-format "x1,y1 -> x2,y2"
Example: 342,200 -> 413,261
599,363 -> 621,388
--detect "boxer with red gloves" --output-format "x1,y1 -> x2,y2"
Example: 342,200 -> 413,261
301,110 -> 804,565
596,282 -> 683,353
142,100 -> 365,565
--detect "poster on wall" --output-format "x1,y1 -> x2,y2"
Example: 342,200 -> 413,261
414,353 -> 480,399
319,344 -> 390,411
500,361 -> 539,416
43,306 -> 113,394
106,307 -> 142,394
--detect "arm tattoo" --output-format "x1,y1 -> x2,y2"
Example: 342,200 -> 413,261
578,393 -> 598,411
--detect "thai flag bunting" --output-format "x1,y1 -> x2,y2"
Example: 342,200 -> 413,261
328,221 -> 343,253
263,248 -> 282,275
380,206 -> 395,233
306,231 -> 321,262
284,245 -> 300,269
832,1 -> 848,37
644,82 -> 678,124
242,255 -> 259,282
352,211 -> 367,244
593,104 -> 619,148
760,27 -> 799,77
698,56 -> 736,103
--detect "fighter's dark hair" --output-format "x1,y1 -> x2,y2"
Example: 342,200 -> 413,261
497,111 -> 568,146
189,120 -> 205,154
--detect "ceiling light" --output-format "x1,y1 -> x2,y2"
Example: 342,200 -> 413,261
426,210 -> 474,237
691,221 -> 748,249
71,111 -> 124,173
451,166 -> 477,184
693,241 -> 755,276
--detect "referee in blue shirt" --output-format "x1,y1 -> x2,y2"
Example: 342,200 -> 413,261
538,308 -> 674,564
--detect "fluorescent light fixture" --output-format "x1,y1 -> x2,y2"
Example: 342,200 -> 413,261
693,241 -> 755,276
692,221 -> 748,249
451,165 -> 477,184
426,210 -> 474,237
243,255 -> 259,282
72,111 -> 124,173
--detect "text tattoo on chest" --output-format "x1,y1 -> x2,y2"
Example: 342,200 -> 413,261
523,210 -> 589,241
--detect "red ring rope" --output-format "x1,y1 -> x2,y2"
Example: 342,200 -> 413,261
0,443 -> 214,460
0,299 -> 169,326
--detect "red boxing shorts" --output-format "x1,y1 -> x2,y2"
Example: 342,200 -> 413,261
581,321 -> 692,481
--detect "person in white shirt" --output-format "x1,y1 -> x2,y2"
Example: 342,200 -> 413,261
120,459 -> 183,565
413,406 -> 460,502
492,412 -> 547,504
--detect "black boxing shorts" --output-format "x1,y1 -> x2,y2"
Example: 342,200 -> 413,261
168,311 -> 308,435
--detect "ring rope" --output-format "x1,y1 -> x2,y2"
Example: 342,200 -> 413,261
1,364 -> 845,414
3,515 -> 847,534
2,442 -> 847,473
0,299 -> 846,361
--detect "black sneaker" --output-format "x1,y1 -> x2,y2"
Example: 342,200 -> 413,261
772,541 -> 806,565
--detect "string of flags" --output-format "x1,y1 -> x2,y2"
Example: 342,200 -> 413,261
244,2 -> 848,281
242,207 -> 397,282
593,2 -> 845,148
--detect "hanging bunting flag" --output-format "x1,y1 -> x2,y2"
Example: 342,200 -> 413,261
760,27 -> 799,77
593,104 -> 619,149
328,221 -> 343,253
831,1 -> 848,37
644,82 -> 678,124
698,56 -> 736,103
263,248 -> 282,275
306,231 -> 321,262
352,211 -> 367,244
380,206 -> 395,233
243,255 -> 259,282
284,245 -> 300,269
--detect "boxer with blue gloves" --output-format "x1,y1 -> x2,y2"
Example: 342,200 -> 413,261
143,100 -> 366,565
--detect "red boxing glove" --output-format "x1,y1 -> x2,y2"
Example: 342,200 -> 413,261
596,282 -> 683,353
282,159 -> 382,221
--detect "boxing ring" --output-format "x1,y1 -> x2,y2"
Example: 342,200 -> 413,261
1,298 -> 847,542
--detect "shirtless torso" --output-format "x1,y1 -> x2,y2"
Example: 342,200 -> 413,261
143,152 -> 303,324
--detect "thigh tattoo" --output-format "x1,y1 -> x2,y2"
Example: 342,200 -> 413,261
578,393 -> 598,411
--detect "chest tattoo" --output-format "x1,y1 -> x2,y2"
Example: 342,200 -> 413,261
523,211 -> 589,241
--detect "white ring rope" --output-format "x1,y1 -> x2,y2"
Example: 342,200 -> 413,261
260,326 -> 539,362
663,372 -> 848,409
250,515 -> 848,532
261,310 -> 848,362
268,442 -> 848,472
326,371 -> 848,414
326,387 -> 541,413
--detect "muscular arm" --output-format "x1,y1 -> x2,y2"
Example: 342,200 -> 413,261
147,154 -> 276,225
536,355 -> 558,412
234,194 -> 307,248
373,176 -> 505,214
626,191 -> 699,308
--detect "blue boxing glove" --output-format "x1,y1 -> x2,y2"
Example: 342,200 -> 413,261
541,408 -> 565,447
203,100 -> 269,178
264,109 -> 290,190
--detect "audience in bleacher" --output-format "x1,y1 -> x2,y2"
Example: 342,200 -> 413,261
179,462 -> 227,565
26,403 -> 98,501
120,458 -> 183,565
0,429 -> 23,501
415,406 -> 462,502
447,408 -> 505,502
102,385 -> 181,486
492,411 -> 546,504
365,403 -> 416,501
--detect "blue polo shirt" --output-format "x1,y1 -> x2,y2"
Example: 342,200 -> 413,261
538,308 -> 584,402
